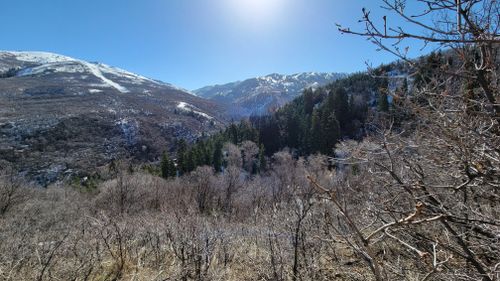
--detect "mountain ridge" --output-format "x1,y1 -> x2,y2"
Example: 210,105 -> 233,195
194,72 -> 346,117
0,51 -> 226,185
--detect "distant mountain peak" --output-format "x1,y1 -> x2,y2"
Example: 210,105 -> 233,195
194,72 -> 346,118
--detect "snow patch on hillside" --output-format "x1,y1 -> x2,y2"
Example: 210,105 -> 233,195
116,118 -> 138,146
96,63 -> 163,86
177,102 -> 213,120
83,62 -> 129,93
16,61 -> 87,76
2,51 -> 75,64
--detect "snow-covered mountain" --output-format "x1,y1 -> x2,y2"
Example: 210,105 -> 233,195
0,51 -> 190,93
194,72 -> 346,117
0,51 -> 225,185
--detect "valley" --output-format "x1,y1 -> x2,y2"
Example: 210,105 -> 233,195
0,1 -> 499,280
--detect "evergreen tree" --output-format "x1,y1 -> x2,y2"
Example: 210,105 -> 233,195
285,111 -> 301,149
168,158 -> 176,177
303,88 -> 315,115
310,109 -> 323,153
332,87 -> 350,131
176,139 -> 188,175
255,115 -> 281,155
202,141 -> 213,166
227,123 -> 239,144
213,140 -> 223,172
193,146 -> 203,167
186,149 -> 196,172
321,111 -> 341,155
301,114 -> 313,154
160,152 -> 176,179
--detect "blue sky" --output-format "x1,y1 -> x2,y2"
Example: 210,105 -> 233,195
0,0 -> 431,90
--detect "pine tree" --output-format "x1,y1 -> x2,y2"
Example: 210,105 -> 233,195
160,151 -> 177,179
286,111 -> 301,149
310,109 -> 323,153
168,158 -> 176,177
160,152 -> 172,179
332,87 -> 350,132
193,146 -> 203,167
176,139 -> 188,175
213,140 -> 223,172
202,141 -> 213,166
322,111 -> 341,155
303,88 -> 315,115
227,123 -> 239,144
301,114 -> 313,154
186,149 -> 196,172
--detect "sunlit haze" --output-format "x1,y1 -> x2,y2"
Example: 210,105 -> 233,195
222,0 -> 288,33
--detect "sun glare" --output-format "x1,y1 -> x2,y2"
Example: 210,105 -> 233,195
223,0 -> 287,32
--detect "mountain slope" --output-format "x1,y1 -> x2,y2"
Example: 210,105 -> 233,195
0,51 -> 226,185
194,72 -> 346,117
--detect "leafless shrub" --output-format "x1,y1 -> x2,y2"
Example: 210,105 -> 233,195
0,165 -> 29,216
189,166 -> 217,215
0,153 -> 360,280
240,140 -> 259,174
269,151 -> 300,203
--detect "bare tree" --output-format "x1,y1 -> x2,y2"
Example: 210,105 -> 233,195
220,143 -> 243,216
337,0 -> 499,119
313,2 -> 500,280
240,140 -> 259,174
190,166 -> 217,214
0,165 -> 27,216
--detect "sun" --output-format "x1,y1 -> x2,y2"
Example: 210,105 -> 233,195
223,0 -> 287,32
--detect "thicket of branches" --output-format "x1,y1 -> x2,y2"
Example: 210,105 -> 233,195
1,150 -> 379,280
327,0 -> 500,280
